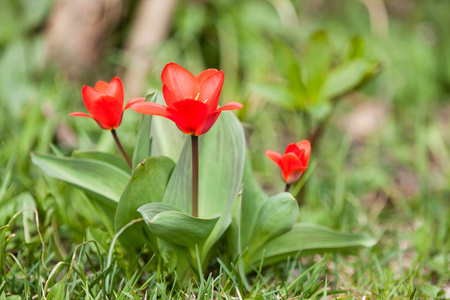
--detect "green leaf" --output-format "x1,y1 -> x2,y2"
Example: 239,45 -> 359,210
47,276 -> 67,300
303,30 -> 333,100
86,227 -> 110,254
232,153 -> 267,253
115,156 -> 175,249
421,284 -> 442,297
247,223 -> 377,268
162,111 -> 245,255
72,150 -> 130,173
320,58 -> 378,100
342,36 -> 366,61
247,192 -> 298,258
251,83 -> 298,110
150,94 -> 185,162
132,91 -> 157,168
31,153 -> 130,208
138,203 -> 220,248
273,40 -> 306,98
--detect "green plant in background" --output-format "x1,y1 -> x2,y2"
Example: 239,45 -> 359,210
255,31 -> 380,144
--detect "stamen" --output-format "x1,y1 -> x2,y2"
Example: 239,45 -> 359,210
204,98 -> 209,103
194,92 -> 200,100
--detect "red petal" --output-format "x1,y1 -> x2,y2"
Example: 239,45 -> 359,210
81,85 -> 100,111
196,69 -> 219,85
162,84 -> 179,107
195,111 -> 220,136
285,143 -> 304,158
161,63 -> 199,100
215,102 -> 243,112
89,95 -> 124,130
124,97 -> 146,110
296,140 -> 311,166
280,153 -> 305,184
169,99 -> 210,135
131,102 -> 171,117
69,112 -> 92,118
105,77 -> 124,105
198,71 -> 224,110
265,150 -> 283,169
94,81 -> 108,93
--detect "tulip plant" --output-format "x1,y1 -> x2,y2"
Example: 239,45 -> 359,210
32,62 -> 376,282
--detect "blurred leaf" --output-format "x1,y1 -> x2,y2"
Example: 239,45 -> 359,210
132,92 -> 157,168
247,224 -> 377,268
342,36 -> 366,61
72,151 -> 130,173
138,203 -> 220,248
47,276 -> 67,300
0,40 -> 33,115
420,284 -> 442,297
302,30 -> 332,100
413,224 -> 432,254
157,239 -> 190,275
273,41 -> 306,98
115,156 -> 175,249
320,58 -> 377,100
306,101 -> 332,120
162,111 -> 245,255
247,192 -> 298,258
31,153 -> 130,208
252,83 -> 298,110
86,227 -> 110,254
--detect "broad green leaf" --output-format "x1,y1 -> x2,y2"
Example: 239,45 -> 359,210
162,111 -> 245,256
138,203 -> 220,248
31,153 -> 130,208
115,156 -> 175,249
320,58 -> 378,100
239,153 -> 267,251
72,150 -> 130,173
132,91 -> 157,168
303,30 -> 332,101
247,192 -> 298,258
247,223 -> 377,268
150,94 -> 185,162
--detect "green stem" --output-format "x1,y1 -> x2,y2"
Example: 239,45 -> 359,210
111,130 -> 132,170
191,135 -> 199,218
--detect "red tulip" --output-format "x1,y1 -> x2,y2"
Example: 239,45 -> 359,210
131,63 -> 243,136
265,140 -> 311,185
69,77 -> 145,130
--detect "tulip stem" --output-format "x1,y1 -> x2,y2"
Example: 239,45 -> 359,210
284,184 -> 291,193
111,130 -> 132,170
191,135 -> 199,218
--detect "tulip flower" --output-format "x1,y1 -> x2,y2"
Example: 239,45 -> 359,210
131,62 -> 243,136
265,140 -> 311,192
70,77 -> 145,130
70,77 -> 145,169
132,63 -> 243,217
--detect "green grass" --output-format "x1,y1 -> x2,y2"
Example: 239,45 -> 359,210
1,0 -> 449,298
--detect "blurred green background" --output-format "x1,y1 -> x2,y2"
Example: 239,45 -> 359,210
0,0 -> 449,297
